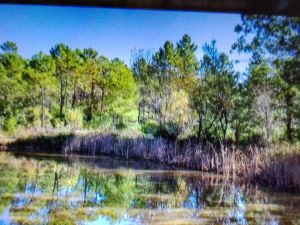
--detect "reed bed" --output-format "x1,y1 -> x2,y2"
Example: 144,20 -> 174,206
63,134 -> 300,192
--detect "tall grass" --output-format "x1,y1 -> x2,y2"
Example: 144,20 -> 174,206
2,131 -> 299,192
63,134 -> 300,192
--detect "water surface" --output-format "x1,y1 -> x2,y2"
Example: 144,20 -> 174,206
0,152 -> 299,225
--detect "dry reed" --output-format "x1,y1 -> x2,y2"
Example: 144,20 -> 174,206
63,134 -> 300,192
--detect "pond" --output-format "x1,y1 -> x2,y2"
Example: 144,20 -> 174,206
0,151 -> 299,225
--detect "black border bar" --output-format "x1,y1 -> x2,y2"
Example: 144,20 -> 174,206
0,0 -> 300,16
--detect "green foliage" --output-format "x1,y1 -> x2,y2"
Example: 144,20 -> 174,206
141,120 -> 181,140
0,25 -> 299,144
0,41 -> 18,54
191,40 -> 238,141
84,115 -> 109,129
233,15 -> 300,143
0,43 -> 27,121
105,59 -> 138,123
65,109 -> 83,129
158,121 -> 182,140
3,116 -> 17,135
132,34 -> 198,139
141,121 -> 159,136
26,107 -> 41,126
0,41 -> 139,136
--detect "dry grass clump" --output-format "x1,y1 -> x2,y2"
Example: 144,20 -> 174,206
253,144 -> 300,192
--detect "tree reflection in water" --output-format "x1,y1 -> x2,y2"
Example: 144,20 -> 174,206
0,152 -> 299,225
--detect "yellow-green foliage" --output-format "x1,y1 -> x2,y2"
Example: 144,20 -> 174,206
65,109 -> 84,129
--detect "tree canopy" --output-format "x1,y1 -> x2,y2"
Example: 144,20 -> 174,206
0,18 -> 299,144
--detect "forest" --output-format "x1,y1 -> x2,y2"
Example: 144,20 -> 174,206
1,11 -> 300,225
0,15 -> 299,146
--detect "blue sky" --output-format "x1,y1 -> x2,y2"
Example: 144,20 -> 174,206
0,4 -> 249,73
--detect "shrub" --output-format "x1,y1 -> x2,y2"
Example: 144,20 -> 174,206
84,115 -> 112,130
115,119 -> 126,130
50,106 -> 62,128
141,121 -> 181,139
26,107 -> 41,126
141,121 -> 159,136
158,122 -> 181,140
65,109 -> 83,129
3,116 -> 17,135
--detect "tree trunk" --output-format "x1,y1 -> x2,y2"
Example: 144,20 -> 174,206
59,77 -> 64,117
138,102 -> 141,123
235,123 -> 240,144
197,111 -> 203,141
88,81 -> 95,121
220,110 -> 228,139
100,88 -> 105,117
41,89 -> 45,128
65,76 -> 69,112
286,92 -> 293,143
71,83 -> 76,109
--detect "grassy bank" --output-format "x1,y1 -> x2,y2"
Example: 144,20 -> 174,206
1,131 -> 300,192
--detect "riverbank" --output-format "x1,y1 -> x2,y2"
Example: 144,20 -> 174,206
1,132 -> 300,192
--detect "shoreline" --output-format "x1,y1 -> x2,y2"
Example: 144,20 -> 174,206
1,132 -> 300,193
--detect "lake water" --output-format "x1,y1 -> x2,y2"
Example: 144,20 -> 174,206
0,151 -> 299,225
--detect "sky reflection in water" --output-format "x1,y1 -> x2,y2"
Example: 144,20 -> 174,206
0,152 -> 299,225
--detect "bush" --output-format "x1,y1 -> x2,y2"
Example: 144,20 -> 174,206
141,121 -> 159,136
158,122 -> 181,140
141,121 -> 181,139
115,119 -> 126,130
23,106 -> 54,128
84,115 -> 111,130
65,109 -> 83,129
3,116 -> 17,135
50,105 -> 62,128
25,107 -> 42,126
16,110 -> 27,127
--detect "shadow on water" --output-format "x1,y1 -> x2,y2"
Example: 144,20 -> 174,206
0,151 -> 299,225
